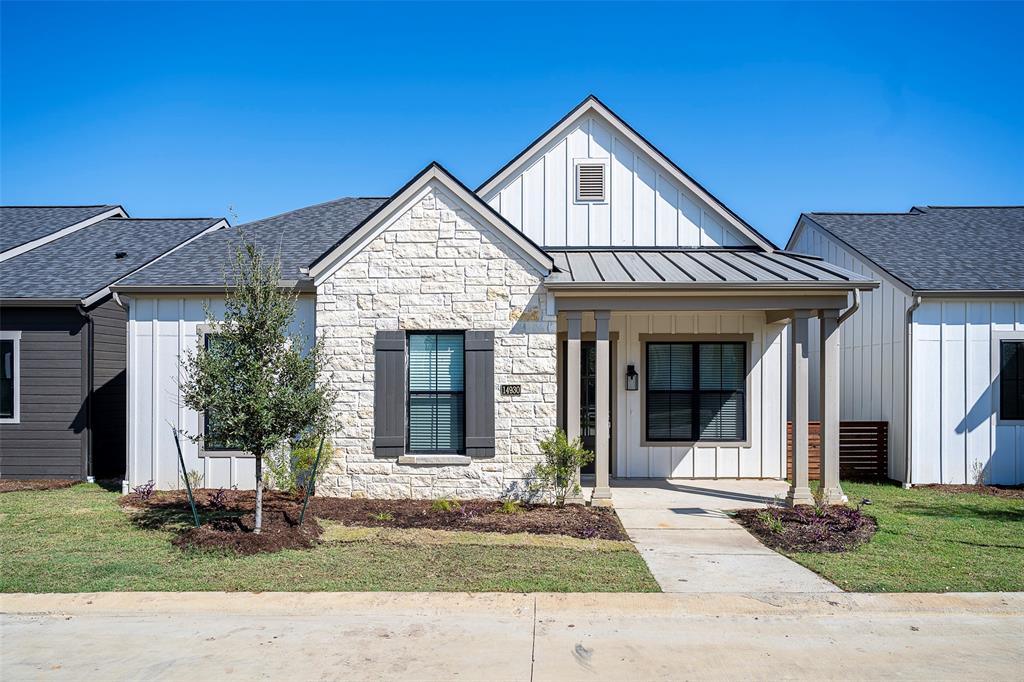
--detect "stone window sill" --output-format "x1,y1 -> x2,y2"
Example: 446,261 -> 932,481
397,454 -> 472,466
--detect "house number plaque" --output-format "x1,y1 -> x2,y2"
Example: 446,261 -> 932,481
500,384 -> 522,396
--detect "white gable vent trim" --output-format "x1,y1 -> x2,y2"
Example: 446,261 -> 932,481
574,160 -> 607,202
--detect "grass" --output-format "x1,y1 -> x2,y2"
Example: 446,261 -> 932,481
782,481 -> 1024,592
0,484 -> 659,593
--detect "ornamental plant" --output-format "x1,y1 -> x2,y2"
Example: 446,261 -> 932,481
181,237 -> 335,534
533,428 -> 594,507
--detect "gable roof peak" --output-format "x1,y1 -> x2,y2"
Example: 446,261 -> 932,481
475,95 -> 776,252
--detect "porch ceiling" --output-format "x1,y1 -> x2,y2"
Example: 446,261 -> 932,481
546,248 -> 876,290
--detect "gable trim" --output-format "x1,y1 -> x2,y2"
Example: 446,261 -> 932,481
308,163 -> 554,285
790,214 -> 915,296
0,206 -> 127,263
476,95 -> 776,252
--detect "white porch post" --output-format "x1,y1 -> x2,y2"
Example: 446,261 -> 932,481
787,310 -> 815,506
820,309 -> 846,504
565,312 -> 584,503
592,311 -> 612,505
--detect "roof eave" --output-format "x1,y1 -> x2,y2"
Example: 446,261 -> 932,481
110,279 -> 316,295
544,280 -> 879,292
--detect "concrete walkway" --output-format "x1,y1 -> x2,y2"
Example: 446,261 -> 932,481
612,479 -> 841,593
3,592 -> 1022,680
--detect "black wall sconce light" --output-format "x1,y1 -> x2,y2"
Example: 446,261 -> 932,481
626,364 -> 639,391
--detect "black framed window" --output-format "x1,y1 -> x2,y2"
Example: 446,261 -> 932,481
408,332 -> 465,453
202,334 -> 242,451
646,342 -> 746,442
1000,340 -> 1024,421
0,339 -> 15,420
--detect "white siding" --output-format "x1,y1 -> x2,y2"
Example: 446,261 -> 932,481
126,294 -> 316,490
794,218 -> 1024,485
911,300 -> 1024,485
791,220 -> 911,481
485,114 -> 754,248
566,311 -> 787,479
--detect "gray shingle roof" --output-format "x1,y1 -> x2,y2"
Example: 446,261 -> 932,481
117,197 -> 387,287
0,205 -> 122,252
0,218 -> 222,300
546,248 -> 872,288
803,206 -> 1024,292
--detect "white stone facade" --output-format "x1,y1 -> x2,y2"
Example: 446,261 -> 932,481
316,183 -> 558,499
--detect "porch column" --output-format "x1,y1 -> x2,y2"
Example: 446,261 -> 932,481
565,312 -> 584,504
787,310 -> 815,506
592,311 -> 612,505
819,309 -> 846,504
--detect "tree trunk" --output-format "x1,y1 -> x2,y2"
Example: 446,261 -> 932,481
254,452 -> 263,535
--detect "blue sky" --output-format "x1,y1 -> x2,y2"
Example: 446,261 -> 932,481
2,2 -> 1021,246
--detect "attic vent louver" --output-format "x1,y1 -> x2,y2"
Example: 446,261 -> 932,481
575,161 -> 607,202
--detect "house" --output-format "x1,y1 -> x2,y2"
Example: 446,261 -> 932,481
0,206 -> 226,480
112,96 -> 876,505
788,206 -> 1024,485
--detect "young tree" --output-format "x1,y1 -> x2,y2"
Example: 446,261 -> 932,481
533,428 -> 594,507
181,238 -> 335,533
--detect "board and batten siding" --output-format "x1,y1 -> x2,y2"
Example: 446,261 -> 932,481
563,311 -> 788,479
125,295 -> 316,490
484,113 -> 753,248
790,220 -> 911,481
911,299 -> 1024,485
0,307 -> 88,479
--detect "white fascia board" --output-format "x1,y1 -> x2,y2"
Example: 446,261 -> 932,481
476,97 -> 776,252
0,206 -> 127,263
310,165 -> 553,285
89,219 -> 229,306
796,215 -> 916,298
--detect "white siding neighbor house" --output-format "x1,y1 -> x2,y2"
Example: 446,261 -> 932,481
789,207 -> 1024,485
112,96 -> 876,505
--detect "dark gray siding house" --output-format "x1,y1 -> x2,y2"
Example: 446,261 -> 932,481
0,206 -> 227,480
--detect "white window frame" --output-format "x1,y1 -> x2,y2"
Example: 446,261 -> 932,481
992,330 -> 1024,426
0,331 -> 21,424
573,158 -> 609,204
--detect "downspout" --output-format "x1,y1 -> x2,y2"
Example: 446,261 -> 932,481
904,295 -> 922,488
838,287 -> 860,326
76,304 -> 94,482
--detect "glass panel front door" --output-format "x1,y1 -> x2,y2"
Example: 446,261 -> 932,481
562,341 -> 610,475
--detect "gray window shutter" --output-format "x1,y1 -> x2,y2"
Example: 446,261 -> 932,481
464,330 -> 495,457
374,331 -> 406,457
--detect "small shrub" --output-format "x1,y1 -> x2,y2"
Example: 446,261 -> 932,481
811,487 -> 829,518
971,460 -> 986,486
132,481 -> 155,501
180,469 -> 204,490
430,498 -> 461,513
368,511 -> 394,522
532,428 -> 594,507
266,433 -> 330,494
757,508 -> 784,534
497,500 -> 524,515
210,488 -> 228,510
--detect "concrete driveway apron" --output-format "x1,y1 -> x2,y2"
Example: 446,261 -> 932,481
612,479 -> 840,593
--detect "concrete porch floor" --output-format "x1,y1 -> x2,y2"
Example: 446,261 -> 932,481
606,478 -> 841,593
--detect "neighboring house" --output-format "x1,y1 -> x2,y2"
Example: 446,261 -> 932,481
113,96 -> 875,504
788,206 -> 1024,485
0,206 -> 227,480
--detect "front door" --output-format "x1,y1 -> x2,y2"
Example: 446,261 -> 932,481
562,341 -> 610,475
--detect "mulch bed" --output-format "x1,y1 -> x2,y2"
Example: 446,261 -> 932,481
121,488 -> 630,555
919,484 -> 1024,500
734,505 -> 877,553
0,479 -> 81,493
172,512 -> 323,556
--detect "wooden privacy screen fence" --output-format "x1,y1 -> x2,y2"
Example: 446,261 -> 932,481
786,421 -> 888,481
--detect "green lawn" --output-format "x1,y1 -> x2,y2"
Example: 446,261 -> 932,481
0,484 -> 658,593
785,481 -> 1024,592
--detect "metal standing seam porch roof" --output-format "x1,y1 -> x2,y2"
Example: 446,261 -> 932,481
545,248 -> 875,289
